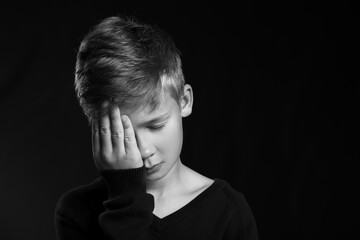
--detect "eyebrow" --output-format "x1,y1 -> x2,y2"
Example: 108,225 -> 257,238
142,113 -> 170,125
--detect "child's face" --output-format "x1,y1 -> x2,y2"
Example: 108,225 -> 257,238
121,85 -> 192,181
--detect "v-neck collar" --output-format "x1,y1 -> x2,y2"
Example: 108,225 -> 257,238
150,178 -> 222,232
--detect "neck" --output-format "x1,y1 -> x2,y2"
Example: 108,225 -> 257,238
146,159 -> 186,199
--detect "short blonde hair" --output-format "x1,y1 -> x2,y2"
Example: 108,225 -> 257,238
74,16 -> 185,124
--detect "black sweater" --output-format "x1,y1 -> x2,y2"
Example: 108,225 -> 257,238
55,167 -> 258,240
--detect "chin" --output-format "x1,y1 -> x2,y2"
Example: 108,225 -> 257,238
145,172 -> 164,182
145,159 -> 180,182
145,163 -> 170,181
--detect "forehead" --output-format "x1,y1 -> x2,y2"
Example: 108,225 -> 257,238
121,90 -> 177,121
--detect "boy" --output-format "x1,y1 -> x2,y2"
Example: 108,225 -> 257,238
55,16 -> 258,240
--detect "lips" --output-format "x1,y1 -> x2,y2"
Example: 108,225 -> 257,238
145,163 -> 161,170
145,163 -> 162,173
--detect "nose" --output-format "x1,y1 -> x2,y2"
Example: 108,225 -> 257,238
135,132 -> 155,161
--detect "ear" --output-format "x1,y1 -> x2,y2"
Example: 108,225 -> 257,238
180,84 -> 193,117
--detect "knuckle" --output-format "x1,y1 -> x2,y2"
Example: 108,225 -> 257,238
100,127 -> 110,135
111,131 -> 123,139
92,128 -> 99,136
124,135 -> 134,142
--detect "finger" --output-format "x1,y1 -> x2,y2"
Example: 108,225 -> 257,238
92,118 -> 100,158
121,115 -> 138,154
99,102 -> 112,154
110,106 -> 125,154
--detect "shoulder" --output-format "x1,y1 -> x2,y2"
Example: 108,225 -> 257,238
214,179 -> 246,204
212,179 -> 259,239
209,179 -> 256,222
183,165 -> 214,195
182,166 -> 254,218
55,178 -> 107,217
213,179 -> 250,211
183,166 -> 246,208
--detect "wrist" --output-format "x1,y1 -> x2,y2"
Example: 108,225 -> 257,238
99,166 -> 146,198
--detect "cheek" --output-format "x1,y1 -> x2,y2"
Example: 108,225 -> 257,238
157,119 -> 183,158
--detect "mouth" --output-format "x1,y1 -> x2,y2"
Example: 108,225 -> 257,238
145,163 -> 162,173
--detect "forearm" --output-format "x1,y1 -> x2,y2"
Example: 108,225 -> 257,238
99,166 -> 154,240
55,167 -> 154,240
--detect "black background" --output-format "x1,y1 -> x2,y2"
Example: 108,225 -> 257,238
0,1 -> 358,239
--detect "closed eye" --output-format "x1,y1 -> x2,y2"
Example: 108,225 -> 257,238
148,124 -> 166,132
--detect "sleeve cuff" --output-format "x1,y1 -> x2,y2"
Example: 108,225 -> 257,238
99,166 -> 147,199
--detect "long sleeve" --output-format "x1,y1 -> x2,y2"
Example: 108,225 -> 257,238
98,166 -> 154,240
55,166 -> 154,240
